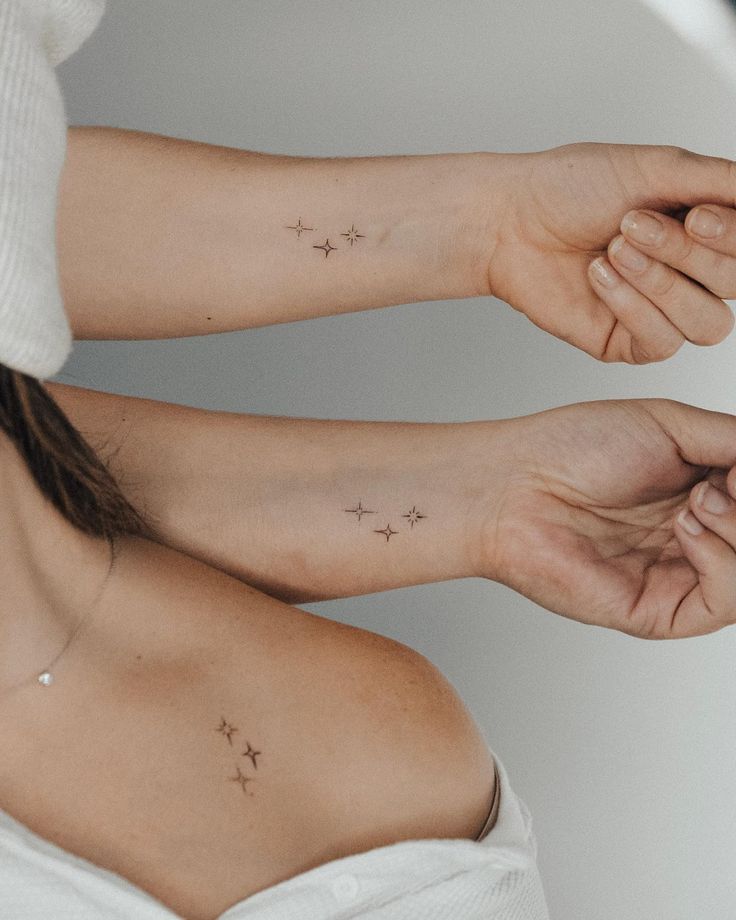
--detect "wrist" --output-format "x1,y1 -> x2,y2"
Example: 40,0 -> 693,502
444,151 -> 523,302
453,417 -> 520,584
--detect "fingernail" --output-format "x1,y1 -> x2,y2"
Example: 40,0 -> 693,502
697,482 -> 734,514
678,510 -> 704,535
589,257 -> 618,287
610,236 -> 649,272
621,211 -> 665,245
687,207 -> 723,239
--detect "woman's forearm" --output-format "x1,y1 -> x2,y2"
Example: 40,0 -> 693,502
56,127 -> 507,339
46,382 -> 507,603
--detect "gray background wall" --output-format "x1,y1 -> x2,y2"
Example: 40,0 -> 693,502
55,2 -> 736,917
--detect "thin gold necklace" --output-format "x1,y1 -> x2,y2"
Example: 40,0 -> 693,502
3,540 -> 116,694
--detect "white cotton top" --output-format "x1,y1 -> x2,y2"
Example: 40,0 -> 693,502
0,0 -> 105,380
0,742 -> 550,919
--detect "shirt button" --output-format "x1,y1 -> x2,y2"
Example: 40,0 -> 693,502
330,873 -> 360,902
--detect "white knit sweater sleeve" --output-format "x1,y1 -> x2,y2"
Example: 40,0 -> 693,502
0,0 -> 105,380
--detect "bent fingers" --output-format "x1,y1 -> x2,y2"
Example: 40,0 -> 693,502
673,480 -> 736,635
588,256 -> 684,362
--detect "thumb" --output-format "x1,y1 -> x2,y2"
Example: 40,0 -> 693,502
643,398 -> 736,469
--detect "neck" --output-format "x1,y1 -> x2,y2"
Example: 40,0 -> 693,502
0,430 -> 114,693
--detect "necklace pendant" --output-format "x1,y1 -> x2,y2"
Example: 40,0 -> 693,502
37,671 -> 54,687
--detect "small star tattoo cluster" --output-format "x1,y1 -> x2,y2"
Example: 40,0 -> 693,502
343,500 -> 427,543
285,216 -> 365,258
215,717 -> 262,797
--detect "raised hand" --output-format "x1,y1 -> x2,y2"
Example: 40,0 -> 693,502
476,398 -> 736,639
484,143 -> 736,363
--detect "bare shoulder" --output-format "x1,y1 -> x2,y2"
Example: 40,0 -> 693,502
0,534 -> 495,918
110,535 -> 497,854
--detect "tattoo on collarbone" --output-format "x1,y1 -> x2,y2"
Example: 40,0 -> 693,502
343,499 -> 427,543
215,716 -> 262,797
285,216 -> 366,256
215,717 -> 238,745
229,765 -> 255,795
242,741 -> 261,769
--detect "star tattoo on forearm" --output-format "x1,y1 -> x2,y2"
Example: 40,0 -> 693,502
343,500 -> 427,542
285,216 -> 366,256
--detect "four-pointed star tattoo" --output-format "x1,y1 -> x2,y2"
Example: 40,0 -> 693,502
286,218 -> 366,256
345,501 -> 426,540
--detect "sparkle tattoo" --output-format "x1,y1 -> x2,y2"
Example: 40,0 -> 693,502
286,217 -> 366,256
216,719 -> 263,797
402,506 -> 427,528
285,217 -> 314,238
313,238 -> 338,258
344,500 -> 377,523
341,224 -> 365,246
230,765 -> 255,796
215,717 -> 238,746
374,523 -> 399,542
343,501 -> 429,541
242,741 -> 261,769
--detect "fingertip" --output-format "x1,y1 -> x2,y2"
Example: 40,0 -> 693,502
689,480 -> 705,505
707,468 -> 729,493
723,303 -> 735,337
677,507 -> 706,537
620,211 -> 637,235
684,205 -> 726,241
607,234 -> 625,259
710,300 -> 736,343
588,256 -> 619,289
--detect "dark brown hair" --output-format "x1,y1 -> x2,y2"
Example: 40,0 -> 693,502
0,363 -> 153,551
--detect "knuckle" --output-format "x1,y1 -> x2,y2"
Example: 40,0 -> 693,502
728,158 -> 736,193
710,282 -> 736,301
653,339 -> 683,362
692,304 -> 734,345
665,144 -> 693,164
647,264 -> 677,298
639,339 -> 681,364
630,343 -> 651,365
674,231 -> 696,264
644,396 -> 682,417
706,251 -> 736,299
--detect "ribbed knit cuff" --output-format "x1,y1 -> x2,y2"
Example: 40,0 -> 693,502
0,0 -> 105,380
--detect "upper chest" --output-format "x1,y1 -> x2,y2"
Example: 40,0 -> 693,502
0,609 -> 362,919
0,537 -> 459,919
